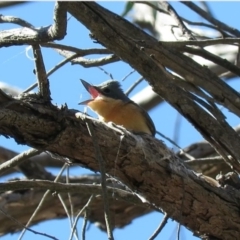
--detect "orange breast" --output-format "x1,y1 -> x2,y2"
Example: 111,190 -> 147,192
88,97 -> 152,135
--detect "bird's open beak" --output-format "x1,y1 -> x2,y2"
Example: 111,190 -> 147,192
79,79 -> 99,105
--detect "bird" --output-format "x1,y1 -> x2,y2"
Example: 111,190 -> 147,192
79,79 -> 156,136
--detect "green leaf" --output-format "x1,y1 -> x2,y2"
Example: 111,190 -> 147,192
121,2 -> 134,17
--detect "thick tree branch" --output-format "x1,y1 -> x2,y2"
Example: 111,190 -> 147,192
66,2 -> 240,173
0,91 -> 240,239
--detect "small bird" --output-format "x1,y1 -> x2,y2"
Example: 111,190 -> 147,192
79,79 -> 156,136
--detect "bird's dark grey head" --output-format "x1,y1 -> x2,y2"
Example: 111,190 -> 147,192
95,80 -> 129,102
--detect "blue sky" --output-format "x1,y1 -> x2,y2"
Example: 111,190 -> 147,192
0,2 -> 240,240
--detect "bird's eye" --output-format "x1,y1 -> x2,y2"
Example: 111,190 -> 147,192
103,88 -> 110,93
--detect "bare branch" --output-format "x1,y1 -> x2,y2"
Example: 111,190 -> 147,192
18,164 -> 67,240
57,49 -> 120,67
0,207 -> 58,240
125,76 -> 144,96
159,2 -> 195,40
41,42 -> 113,55
181,46 -> 240,77
81,208 -> 89,240
0,148 -> 41,175
70,195 -> 95,240
0,180 -> 143,205
23,53 -> 81,93
182,1 -> 240,37
0,14 -> 34,28
148,213 -> 169,240
181,18 -> 231,37
0,2 -> 67,47
47,2 -> 67,40
32,44 -> 51,101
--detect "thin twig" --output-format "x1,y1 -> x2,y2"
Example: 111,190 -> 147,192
182,46 -> 240,77
69,195 -> 95,240
156,130 -> 195,160
125,76 -> 144,96
32,44 -> 51,101
148,213 -> 169,240
18,163 -> 68,240
57,49 -> 120,67
182,2 -> 240,37
199,1 -> 227,37
41,42 -> 112,55
81,208 -> 88,240
185,155 -> 224,164
0,180 -> 143,206
0,148 -> 41,175
136,1 -> 225,38
177,223 -> 181,240
58,193 -> 79,240
181,17 -> 231,37
98,66 -> 114,80
66,166 -> 75,229
121,69 -> 135,81
159,2 -> 195,40
170,73 -> 213,102
85,120 -> 114,240
0,207 -> 58,240
156,131 -> 181,151
23,53 -> 81,93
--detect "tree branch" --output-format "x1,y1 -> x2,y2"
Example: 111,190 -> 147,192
181,1 -> 240,37
0,90 -> 240,239
0,14 -> 34,28
32,44 -> 51,101
0,2 -> 67,47
159,2 -> 195,40
66,2 -> 240,173
0,177 -> 149,235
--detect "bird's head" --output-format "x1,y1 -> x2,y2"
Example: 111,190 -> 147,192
79,79 -> 129,105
